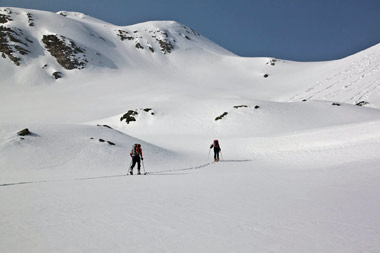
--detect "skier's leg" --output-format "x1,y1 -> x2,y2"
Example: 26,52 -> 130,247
137,158 -> 141,175
130,158 -> 136,174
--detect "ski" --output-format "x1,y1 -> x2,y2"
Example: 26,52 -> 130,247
126,172 -> 148,176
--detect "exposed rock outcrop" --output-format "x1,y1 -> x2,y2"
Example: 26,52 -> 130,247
120,108 -> 155,124
215,112 -> 228,121
17,128 -> 31,136
0,26 -> 32,66
42,34 -> 87,70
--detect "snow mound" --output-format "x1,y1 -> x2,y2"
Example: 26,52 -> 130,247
0,124 -> 178,184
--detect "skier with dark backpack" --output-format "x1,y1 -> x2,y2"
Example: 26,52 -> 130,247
129,143 -> 143,175
210,139 -> 221,162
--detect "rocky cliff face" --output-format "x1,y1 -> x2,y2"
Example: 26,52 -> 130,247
0,8 -> 32,66
0,7 -> 223,83
42,34 -> 87,70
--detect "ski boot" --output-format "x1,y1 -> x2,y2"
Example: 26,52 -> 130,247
129,169 -> 133,175
137,169 -> 141,175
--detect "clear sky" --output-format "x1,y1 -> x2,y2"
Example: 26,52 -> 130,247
1,0 -> 380,61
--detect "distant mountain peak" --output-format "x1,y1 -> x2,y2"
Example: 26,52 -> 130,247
0,7 -> 233,82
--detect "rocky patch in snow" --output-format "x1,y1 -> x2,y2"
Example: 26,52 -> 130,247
42,34 -> 87,70
116,25 -> 200,55
0,26 -> 32,66
52,71 -> 63,80
0,8 -> 12,24
117,28 -> 175,54
91,137 -> 116,146
355,101 -> 369,106
266,58 -> 277,66
97,124 -> 113,129
157,37 -> 174,54
215,112 -> 228,121
216,105 -> 261,121
120,110 -> 138,124
120,108 -> 155,124
17,128 -> 31,136
117,30 -> 134,41
233,105 -> 248,109
26,13 -> 34,27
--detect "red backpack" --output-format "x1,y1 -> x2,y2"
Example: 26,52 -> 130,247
213,140 -> 219,148
131,144 -> 141,156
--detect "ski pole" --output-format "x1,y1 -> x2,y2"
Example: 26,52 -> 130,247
220,151 -> 224,160
208,148 -> 211,160
142,159 -> 146,175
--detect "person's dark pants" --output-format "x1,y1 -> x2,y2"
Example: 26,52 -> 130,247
130,156 -> 141,172
214,148 -> 220,160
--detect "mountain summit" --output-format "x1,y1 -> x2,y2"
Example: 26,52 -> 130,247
0,7 -> 232,82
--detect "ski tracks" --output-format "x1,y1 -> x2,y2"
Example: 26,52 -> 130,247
0,160 -> 251,187
289,48 -> 380,104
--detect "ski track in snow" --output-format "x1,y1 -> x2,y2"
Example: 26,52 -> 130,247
0,160 -> 251,187
289,47 -> 380,104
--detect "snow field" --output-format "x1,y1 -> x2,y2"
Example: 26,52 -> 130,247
1,158 -> 380,253
1,7 -> 380,253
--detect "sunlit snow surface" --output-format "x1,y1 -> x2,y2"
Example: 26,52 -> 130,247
1,7 -> 380,253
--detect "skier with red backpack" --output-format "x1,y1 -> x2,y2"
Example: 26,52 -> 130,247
130,143 -> 143,175
210,139 -> 221,162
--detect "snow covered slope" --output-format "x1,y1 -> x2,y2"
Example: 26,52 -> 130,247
289,43 -> 380,106
0,7 -> 233,86
1,7 -> 380,108
1,7 -> 380,253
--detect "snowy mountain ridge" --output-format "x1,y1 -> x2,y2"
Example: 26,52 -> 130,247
0,7 -> 233,84
1,7 -> 380,109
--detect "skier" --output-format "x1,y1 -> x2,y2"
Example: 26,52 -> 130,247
129,143 -> 143,175
210,139 -> 221,162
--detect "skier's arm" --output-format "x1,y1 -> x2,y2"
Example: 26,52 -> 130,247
210,144 -> 213,149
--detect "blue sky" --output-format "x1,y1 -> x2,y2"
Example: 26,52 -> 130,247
2,0 -> 380,61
